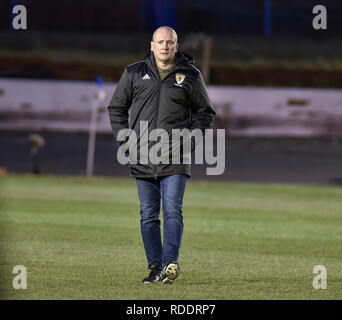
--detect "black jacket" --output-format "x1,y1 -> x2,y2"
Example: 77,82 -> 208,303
108,51 -> 216,178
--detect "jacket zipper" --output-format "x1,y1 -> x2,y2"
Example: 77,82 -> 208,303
152,67 -> 177,180
154,80 -> 162,180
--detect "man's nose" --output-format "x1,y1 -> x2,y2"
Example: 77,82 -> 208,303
162,42 -> 168,50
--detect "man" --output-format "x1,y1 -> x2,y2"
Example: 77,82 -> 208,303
108,26 -> 215,284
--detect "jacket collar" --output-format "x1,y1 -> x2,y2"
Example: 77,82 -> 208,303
144,51 -> 194,78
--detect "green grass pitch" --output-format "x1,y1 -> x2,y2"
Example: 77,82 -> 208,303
0,173 -> 341,299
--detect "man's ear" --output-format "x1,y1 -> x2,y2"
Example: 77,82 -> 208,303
175,43 -> 178,53
150,41 -> 154,52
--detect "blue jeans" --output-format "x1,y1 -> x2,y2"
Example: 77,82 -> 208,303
136,174 -> 187,269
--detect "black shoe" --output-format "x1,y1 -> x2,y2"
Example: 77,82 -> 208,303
142,262 -> 162,283
161,262 -> 180,284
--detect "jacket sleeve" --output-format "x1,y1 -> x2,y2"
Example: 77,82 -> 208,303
107,67 -> 133,145
189,72 -> 216,132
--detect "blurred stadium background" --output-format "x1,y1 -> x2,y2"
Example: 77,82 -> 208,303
1,0 -> 342,301
0,0 -> 342,184
1,0 -> 342,184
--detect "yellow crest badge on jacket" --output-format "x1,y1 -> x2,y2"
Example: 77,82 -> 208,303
175,73 -> 185,85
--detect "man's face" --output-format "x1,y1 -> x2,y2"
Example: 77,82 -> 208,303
151,28 -> 178,65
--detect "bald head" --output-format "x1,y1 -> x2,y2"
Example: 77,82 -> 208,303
152,26 -> 178,43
